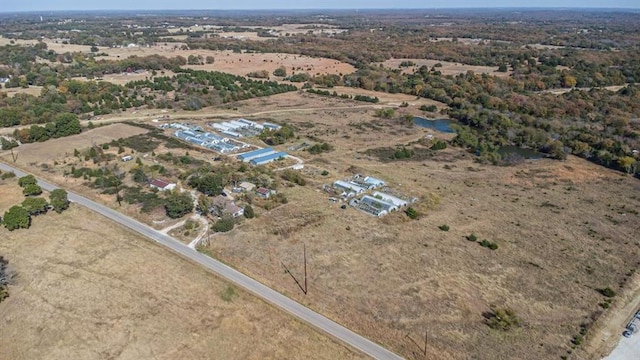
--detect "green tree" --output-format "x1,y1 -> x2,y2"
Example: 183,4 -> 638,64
243,205 -> 255,219
23,183 -> 43,196
53,113 -> 81,138
3,206 -> 31,231
50,189 -> 70,213
212,216 -> 235,232
21,197 -> 49,216
0,137 -> 19,150
196,194 -> 212,214
188,174 -> 224,196
164,191 -> 194,219
18,175 -> 37,188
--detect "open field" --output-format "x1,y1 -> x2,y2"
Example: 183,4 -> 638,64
0,38 -> 355,79
377,58 -> 512,78
8,123 -> 148,164
1,74 -> 638,360
542,85 -> 628,95
183,51 -> 355,78
72,70 -> 178,86
1,85 -> 43,97
177,97 -> 640,360
0,180 -> 362,360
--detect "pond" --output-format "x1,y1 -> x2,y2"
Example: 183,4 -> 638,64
413,117 -> 455,133
497,145 -> 545,160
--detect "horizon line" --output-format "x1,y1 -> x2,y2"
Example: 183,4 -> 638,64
2,7 -> 640,13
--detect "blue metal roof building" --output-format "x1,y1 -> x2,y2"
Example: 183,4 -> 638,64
250,152 -> 288,166
237,147 -> 275,162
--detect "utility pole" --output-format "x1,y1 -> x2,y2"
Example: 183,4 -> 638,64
281,243 -> 308,295
405,330 -> 428,358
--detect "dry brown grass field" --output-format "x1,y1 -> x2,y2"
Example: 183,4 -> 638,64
2,91 -> 639,360
187,98 -> 640,360
183,51 -> 355,78
378,58 -> 512,78
0,179 -> 362,360
1,85 -> 43,97
0,38 -> 355,79
8,123 -> 148,164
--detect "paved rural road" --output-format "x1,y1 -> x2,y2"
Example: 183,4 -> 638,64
0,161 -> 403,360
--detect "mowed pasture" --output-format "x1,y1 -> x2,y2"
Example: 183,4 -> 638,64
0,182 -> 362,360
378,58 -> 512,77
184,51 -> 355,78
0,38 -> 355,78
4,123 -> 148,164
195,99 -> 640,360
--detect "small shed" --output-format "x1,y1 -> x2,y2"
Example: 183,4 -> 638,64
256,187 -> 273,199
150,179 -> 176,191
239,182 -> 256,192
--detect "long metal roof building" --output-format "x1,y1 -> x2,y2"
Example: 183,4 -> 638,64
250,152 -> 288,166
237,147 -> 275,162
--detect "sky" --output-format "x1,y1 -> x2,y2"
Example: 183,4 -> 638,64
2,0 -> 639,12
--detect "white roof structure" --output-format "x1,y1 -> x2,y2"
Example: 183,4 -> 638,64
372,191 -> 408,207
334,180 -> 366,194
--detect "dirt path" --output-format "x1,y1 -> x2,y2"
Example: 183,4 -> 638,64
582,273 -> 640,359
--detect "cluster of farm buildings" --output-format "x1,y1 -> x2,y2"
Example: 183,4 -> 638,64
326,174 -> 417,217
161,119 -> 282,154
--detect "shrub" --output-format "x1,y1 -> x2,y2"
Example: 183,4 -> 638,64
22,183 -> 43,196
212,216 -> 235,233
221,284 -> 237,302
1,171 -> 15,180
467,233 -> 478,242
281,169 -> 306,186
439,224 -> 450,231
484,306 -> 520,331
375,108 -> 396,118
420,104 -> 438,112
405,206 -> 418,219
479,239 -> 499,250
321,170 -> 329,176
244,205 -> 255,219
598,287 -> 616,298
393,147 -> 414,159
2,206 -> 31,231
18,175 -> 37,187
430,140 -> 447,150
273,66 -> 287,77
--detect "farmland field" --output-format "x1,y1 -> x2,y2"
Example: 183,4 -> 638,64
0,179 -> 362,360
377,58 -> 512,77
4,123 -> 148,164
191,96 -> 640,360
1,9 -> 640,360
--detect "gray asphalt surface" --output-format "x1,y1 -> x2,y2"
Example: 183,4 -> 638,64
0,161 -> 403,360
